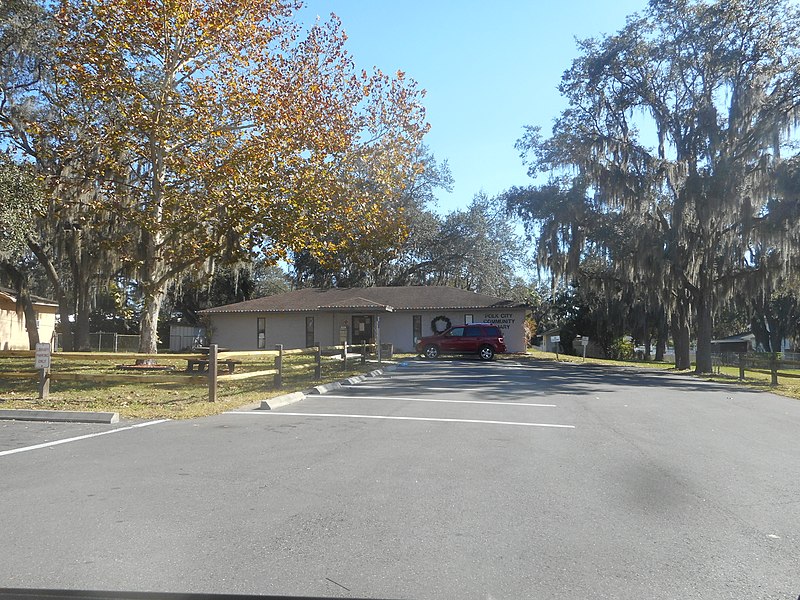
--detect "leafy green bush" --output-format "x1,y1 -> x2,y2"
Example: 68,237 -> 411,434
610,338 -> 634,360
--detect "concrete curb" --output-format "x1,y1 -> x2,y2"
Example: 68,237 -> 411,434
259,391 -> 306,411
0,409 -> 119,424
308,381 -> 343,395
255,365 -> 397,410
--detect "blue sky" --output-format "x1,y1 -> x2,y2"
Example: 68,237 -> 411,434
298,0 -> 650,213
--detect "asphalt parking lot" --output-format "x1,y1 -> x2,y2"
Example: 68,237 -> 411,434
1,358 -> 799,599
0,418 -> 167,457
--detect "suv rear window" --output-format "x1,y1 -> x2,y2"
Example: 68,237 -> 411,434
464,326 -> 482,337
484,326 -> 502,337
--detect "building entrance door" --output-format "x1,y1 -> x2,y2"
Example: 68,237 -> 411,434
351,315 -> 373,345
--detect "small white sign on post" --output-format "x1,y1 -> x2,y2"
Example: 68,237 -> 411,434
35,342 -> 51,369
581,337 -> 589,347
550,335 -> 561,360
35,342 -> 52,400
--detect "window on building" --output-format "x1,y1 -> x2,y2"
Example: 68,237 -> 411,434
305,316 -> 315,348
257,317 -> 266,349
465,314 -> 474,324
413,315 -> 422,342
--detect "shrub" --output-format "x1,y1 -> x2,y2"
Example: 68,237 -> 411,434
610,337 -> 634,360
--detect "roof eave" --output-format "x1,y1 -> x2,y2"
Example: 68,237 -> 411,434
200,303 -> 527,315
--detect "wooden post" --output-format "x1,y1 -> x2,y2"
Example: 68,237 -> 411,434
770,352 -> 778,386
361,341 -> 366,364
738,352 -> 745,380
38,368 -> 50,400
208,343 -> 218,402
315,344 -> 322,380
342,341 -> 348,371
376,316 -> 382,365
274,344 -> 283,388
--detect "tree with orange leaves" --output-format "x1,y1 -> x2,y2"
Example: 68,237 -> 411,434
40,0 -> 428,352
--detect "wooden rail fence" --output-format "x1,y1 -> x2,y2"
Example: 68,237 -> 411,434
712,352 -> 800,386
0,342 -> 380,402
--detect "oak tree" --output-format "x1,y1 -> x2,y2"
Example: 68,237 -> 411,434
514,0 -> 800,372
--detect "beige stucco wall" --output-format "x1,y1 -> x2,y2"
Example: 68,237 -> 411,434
0,299 -> 57,351
209,312 -> 340,350
473,309 -> 527,353
207,308 -> 528,353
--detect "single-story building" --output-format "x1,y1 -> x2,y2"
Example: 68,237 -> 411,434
711,331 -> 797,354
539,326 -> 562,353
710,332 -> 756,354
0,287 -> 58,351
199,286 -> 529,353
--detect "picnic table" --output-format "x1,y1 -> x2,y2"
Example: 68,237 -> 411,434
185,358 -> 241,374
193,346 -> 231,354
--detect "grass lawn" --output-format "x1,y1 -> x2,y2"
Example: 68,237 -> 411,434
523,348 -> 676,370
0,352 -> 390,420
4,348 -> 797,419
695,364 -> 800,400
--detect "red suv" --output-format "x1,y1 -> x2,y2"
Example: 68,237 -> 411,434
416,323 -> 506,360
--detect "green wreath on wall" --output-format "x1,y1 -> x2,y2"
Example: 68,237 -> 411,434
431,315 -> 452,334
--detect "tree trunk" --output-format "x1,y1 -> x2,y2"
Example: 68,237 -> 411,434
19,287 -> 41,350
671,309 -> 691,370
138,287 -> 166,354
749,313 -> 770,351
655,319 -> 667,362
695,293 -> 713,373
27,236 -> 75,351
67,227 -> 94,351
768,316 -> 782,356
74,282 -> 92,351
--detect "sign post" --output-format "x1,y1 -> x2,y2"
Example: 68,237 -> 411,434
581,336 -> 589,361
208,343 -> 219,401
35,342 -> 51,399
376,316 -> 382,365
551,335 -> 561,360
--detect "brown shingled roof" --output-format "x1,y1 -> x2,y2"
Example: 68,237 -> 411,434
199,286 -> 525,314
0,286 -> 59,307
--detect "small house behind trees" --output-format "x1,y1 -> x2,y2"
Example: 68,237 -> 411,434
0,287 -> 58,351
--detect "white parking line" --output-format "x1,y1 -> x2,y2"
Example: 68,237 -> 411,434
348,385 -> 469,392
0,419 -> 170,458
351,385 -> 530,393
321,395 -> 556,408
228,412 -> 574,429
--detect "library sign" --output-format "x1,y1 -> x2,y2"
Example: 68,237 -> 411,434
480,312 -> 517,330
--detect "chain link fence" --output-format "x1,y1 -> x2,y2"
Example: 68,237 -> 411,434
54,332 -> 141,352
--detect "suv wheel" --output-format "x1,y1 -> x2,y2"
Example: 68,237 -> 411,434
424,345 -> 440,359
478,345 -> 495,361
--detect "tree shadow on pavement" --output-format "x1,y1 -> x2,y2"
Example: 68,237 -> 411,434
392,357 -> 766,398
